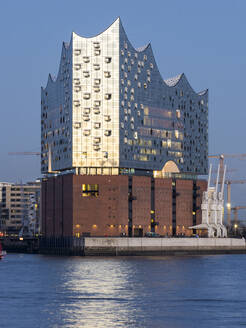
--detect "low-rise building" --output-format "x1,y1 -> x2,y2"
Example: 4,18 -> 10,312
1,181 -> 41,236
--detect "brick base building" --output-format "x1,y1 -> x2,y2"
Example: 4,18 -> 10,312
41,174 -> 207,238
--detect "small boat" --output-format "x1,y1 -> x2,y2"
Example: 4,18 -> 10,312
0,242 -> 6,260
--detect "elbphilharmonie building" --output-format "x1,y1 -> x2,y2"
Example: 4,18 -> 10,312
41,19 -> 208,239
41,18 -> 208,178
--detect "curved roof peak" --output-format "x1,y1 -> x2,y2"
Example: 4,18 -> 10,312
72,17 -> 120,40
164,73 -> 183,87
136,43 -> 151,52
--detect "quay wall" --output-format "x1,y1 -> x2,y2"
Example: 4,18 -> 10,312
3,237 -> 246,256
83,237 -> 246,256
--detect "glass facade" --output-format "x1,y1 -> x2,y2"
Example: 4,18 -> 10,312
41,18 -> 208,176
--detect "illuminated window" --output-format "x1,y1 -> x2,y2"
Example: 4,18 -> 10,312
176,109 -> 181,118
82,184 -> 99,197
104,71 -> 111,78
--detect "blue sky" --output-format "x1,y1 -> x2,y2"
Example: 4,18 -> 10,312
0,0 -> 245,209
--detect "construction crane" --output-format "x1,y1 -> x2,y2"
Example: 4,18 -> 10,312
208,154 -> 246,185
231,206 -> 246,226
8,152 -> 40,156
225,180 -> 246,226
8,149 -> 58,174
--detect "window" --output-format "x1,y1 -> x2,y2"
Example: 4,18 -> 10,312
83,71 -> 90,78
94,86 -> 100,93
83,93 -> 90,100
83,107 -> 90,114
93,42 -> 100,49
94,137 -> 101,144
83,115 -> 90,121
83,56 -> 90,63
73,78 -> 80,85
94,100 -> 101,107
74,64 -> 81,70
74,49 -> 81,56
94,122 -> 101,129
94,50 -> 101,55
83,130 -> 90,136
105,57 -> 112,63
82,184 -> 99,197
73,122 -> 81,129
94,78 -> 101,85
93,107 -> 100,114
104,115 -> 111,122
104,71 -> 111,78
104,130 -> 112,136
93,64 -> 100,70
74,100 -> 80,107
105,93 -> 112,100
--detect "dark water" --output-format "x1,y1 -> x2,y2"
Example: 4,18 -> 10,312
1,254 -> 246,328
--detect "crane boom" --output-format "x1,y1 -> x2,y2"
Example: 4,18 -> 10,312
8,152 -> 40,156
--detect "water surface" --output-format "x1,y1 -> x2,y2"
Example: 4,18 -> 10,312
0,254 -> 246,327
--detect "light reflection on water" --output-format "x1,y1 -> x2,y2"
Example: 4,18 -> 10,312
0,254 -> 246,327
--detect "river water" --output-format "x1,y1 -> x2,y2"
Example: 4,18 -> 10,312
0,254 -> 246,328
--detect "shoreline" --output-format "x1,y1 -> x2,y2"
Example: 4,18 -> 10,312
2,237 -> 245,256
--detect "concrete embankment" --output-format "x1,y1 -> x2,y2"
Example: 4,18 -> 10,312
83,237 -> 246,256
2,237 -> 246,256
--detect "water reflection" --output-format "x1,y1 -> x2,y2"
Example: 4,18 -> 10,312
56,258 -> 139,327
1,255 -> 246,328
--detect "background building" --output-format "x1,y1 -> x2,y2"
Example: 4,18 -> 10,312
41,19 -> 208,238
0,182 -> 12,235
1,181 -> 41,236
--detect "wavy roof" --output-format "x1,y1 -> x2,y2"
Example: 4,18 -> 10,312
42,17 -> 208,97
